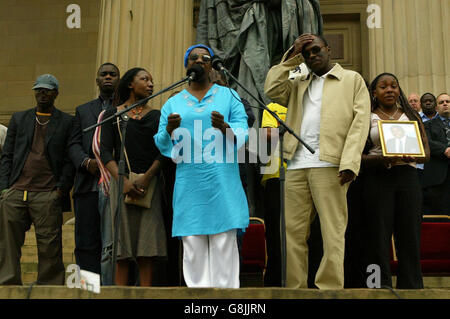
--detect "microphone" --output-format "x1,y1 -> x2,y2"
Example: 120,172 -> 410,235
186,64 -> 204,81
211,56 -> 225,72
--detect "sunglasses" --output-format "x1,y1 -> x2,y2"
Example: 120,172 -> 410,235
188,54 -> 211,63
302,45 -> 326,59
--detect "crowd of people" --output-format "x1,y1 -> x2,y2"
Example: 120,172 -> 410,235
0,34 -> 448,290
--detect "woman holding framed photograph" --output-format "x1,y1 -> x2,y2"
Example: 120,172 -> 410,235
359,73 -> 430,289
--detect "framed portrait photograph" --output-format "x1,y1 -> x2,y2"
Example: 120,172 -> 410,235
378,120 -> 426,157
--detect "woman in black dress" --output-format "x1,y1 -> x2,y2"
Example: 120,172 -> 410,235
100,68 -> 167,286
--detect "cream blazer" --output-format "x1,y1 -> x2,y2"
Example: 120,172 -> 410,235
264,51 -> 371,175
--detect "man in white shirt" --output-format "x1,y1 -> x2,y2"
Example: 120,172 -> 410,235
288,69 -> 338,170
265,34 -> 370,289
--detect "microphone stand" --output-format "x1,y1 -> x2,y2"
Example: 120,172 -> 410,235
83,74 -> 192,285
218,65 -> 314,288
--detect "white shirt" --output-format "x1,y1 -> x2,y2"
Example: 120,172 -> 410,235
394,136 -> 407,153
0,124 -> 7,149
287,70 -> 338,170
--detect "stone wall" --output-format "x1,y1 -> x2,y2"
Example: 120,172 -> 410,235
0,0 -> 101,125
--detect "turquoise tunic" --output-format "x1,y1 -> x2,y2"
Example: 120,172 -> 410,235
154,84 -> 249,237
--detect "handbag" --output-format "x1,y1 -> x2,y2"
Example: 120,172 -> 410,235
117,119 -> 157,209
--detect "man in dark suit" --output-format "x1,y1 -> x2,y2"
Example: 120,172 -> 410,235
68,63 -> 120,279
0,74 -> 74,285
385,125 -> 421,154
423,93 -> 450,215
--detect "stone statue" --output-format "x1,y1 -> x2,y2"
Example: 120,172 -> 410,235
196,0 -> 323,122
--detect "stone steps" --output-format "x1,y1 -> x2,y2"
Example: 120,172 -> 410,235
19,222 -> 450,288
1,286 -> 450,299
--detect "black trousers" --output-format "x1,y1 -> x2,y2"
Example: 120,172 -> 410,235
362,165 -> 423,289
423,168 -> 450,215
344,176 -> 367,288
262,178 -> 282,287
73,191 -> 102,275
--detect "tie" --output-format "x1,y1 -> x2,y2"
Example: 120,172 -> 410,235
398,140 -> 404,153
444,119 -> 450,145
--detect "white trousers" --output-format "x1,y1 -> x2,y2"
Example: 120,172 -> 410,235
182,229 -> 240,288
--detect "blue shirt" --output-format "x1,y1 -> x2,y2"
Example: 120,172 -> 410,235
154,84 -> 249,237
419,111 -> 438,123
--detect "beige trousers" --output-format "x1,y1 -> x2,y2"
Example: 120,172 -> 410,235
285,167 -> 349,289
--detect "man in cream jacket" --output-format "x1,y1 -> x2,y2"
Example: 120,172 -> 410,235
264,34 -> 370,289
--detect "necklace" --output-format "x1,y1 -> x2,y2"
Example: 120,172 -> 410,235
35,116 -> 50,125
36,111 -> 52,116
130,105 -> 144,120
378,105 -> 399,120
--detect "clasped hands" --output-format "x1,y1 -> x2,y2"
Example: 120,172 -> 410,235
166,111 -> 229,135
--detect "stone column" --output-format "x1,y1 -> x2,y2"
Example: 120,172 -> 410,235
368,0 -> 450,95
96,0 -> 196,108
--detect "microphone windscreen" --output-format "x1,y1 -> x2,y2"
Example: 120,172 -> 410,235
211,56 -> 223,71
186,64 -> 204,80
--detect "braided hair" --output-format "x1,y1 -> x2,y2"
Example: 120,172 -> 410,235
369,72 -> 421,123
363,73 -> 423,154
367,73 -> 430,158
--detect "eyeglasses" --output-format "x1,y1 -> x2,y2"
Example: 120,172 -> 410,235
188,54 -> 211,63
302,45 -> 326,59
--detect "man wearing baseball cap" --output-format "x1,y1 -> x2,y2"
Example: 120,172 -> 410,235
0,74 -> 75,285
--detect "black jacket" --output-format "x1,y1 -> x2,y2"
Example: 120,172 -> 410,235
0,107 -> 75,211
68,98 -> 104,195
423,117 -> 449,187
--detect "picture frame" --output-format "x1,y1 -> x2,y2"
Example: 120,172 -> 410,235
378,120 -> 426,157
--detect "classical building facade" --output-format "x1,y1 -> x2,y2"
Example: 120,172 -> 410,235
0,0 -> 449,125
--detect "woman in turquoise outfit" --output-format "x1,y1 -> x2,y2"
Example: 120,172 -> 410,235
154,44 -> 249,288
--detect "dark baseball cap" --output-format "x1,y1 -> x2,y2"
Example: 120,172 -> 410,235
32,74 -> 59,90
